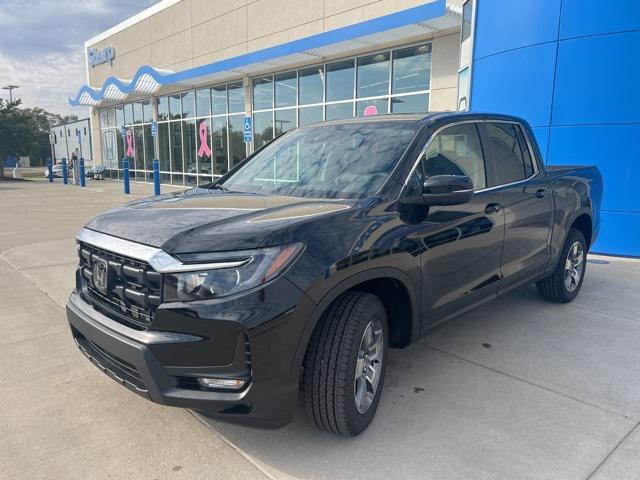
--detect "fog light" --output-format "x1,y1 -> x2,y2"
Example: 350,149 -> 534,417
197,377 -> 246,391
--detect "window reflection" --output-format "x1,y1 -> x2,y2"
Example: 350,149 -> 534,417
253,111 -> 273,149
327,60 -> 354,102
275,71 -> 297,108
228,115 -> 245,168
253,76 -> 273,110
391,93 -> 429,113
326,102 -> 353,120
299,66 -> 324,105
275,109 -> 296,136
392,45 -> 431,94
357,53 -> 390,98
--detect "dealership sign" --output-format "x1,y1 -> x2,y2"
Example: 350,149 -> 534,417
88,46 -> 115,68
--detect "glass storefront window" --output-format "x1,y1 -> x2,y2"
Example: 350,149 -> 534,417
196,89 -> 211,117
181,91 -> 195,118
227,82 -> 244,114
356,98 -> 388,117
124,103 -> 134,125
299,106 -> 322,126
157,96 -> 169,121
183,119 -> 197,178
391,93 -> 429,113
275,71 -> 297,108
275,109 -> 296,136
325,102 -> 353,121
143,124 -> 154,168
142,100 -> 153,123
253,76 -> 273,110
133,102 -> 144,124
99,109 -> 108,129
357,52 -> 390,98
197,118 -> 213,175
253,111 -> 273,149
228,114 -> 245,167
326,60 -> 354,102
158,123 -> 170,172
170,122 -> 183,173
133,126 -> 144,170
169,94 -> 182,120
299,66 -> 324,105
211,85 -> 227,115
392,45 -> 431,94
115,105 -> 125,127
211,117 -> 228,175
107,108 -> 116,127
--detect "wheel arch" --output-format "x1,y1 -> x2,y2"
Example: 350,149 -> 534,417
292,268 -> 420,373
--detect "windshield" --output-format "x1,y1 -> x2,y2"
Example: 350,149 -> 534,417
219,121 -> 418,199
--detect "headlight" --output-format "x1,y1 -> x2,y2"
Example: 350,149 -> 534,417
163,243 -> 304,302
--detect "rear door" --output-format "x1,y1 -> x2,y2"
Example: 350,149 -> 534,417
407,122 -> 505,327
479,121 -> 553,286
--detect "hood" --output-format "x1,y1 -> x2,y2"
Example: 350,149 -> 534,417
84,188 -> 354,253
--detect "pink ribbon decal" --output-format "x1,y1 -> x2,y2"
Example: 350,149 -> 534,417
125,129 -> 135,157
197,121 -> 212,158
363,105 -> 378,116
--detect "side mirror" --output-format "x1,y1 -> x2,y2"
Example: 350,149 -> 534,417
402,175 -> 474,206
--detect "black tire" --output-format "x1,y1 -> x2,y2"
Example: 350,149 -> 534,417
302,291 -> 388,436
536,228 -> 587,303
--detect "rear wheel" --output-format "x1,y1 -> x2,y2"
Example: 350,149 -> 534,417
302,291 -> 388,436
536,228 -> 587,303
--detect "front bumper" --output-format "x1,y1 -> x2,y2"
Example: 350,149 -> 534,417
66,291 -> 300,429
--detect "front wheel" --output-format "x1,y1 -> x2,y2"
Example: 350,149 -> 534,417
302,291 -> 388,436
536,228 -> 587,303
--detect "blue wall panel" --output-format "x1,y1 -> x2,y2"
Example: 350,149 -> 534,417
593,211 -> 640,256
473,0 -> 561,59
547,124 -> 640,212
560,0 -> 640,39
531,127 -> 550,162
471,43 -> 557,127
552,31 -> 640,125
471,0 -> 640,255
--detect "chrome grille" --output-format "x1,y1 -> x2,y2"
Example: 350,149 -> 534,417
78,242 -> 161,330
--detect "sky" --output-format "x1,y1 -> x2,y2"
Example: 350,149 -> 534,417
0,0 -> 159,118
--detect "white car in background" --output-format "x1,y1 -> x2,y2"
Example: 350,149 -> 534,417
43,164 -> 64,178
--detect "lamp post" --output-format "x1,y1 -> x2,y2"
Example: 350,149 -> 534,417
2,85 -> 19,102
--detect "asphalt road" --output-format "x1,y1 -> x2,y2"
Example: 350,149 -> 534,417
2,178 -> 640,480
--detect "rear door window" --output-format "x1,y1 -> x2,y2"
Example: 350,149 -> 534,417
417,123 -> 486,190
484,122 -> 533,186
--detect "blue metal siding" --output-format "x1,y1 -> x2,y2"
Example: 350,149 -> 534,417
473,0 -> 561,59
552,31 -> 640,125
471,43 -> 557,127
559,0 -> 640,39
470,0 -> 640,256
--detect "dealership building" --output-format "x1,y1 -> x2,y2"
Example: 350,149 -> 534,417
70,0 -> 640,256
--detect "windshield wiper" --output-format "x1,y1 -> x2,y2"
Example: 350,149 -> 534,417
207,183 -> 231,192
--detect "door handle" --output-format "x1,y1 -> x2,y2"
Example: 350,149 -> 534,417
536,188 -> 547,198
484,203 -> 501,215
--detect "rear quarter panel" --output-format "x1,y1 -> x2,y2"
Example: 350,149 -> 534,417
545,165 -> 603,267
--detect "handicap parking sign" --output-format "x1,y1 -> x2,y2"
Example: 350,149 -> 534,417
243,116 -> 252,143
150,121 -> 158,137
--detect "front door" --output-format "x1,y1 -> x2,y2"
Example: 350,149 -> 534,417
404,122 -> 505,329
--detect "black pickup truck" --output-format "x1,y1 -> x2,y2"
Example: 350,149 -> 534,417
67,112 -> 602,436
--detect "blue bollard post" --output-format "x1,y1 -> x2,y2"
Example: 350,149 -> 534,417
79,158 -> 86,187
47,158 -> 53,183
62,159 -> 68,185
123,158 -> 130,194
152,159 -> 160,195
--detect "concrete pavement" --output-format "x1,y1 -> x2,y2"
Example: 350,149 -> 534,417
2,178 -> 640,480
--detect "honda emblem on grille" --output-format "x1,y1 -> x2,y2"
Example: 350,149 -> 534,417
93,259 -> 109,293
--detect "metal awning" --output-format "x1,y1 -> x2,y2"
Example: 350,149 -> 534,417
70,0 -> 459,107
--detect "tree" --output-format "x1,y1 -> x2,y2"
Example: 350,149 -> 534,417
0,100 -> 69,177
